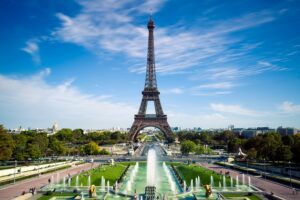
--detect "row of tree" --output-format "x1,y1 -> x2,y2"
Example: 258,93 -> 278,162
180,140 -> 213,155
0,125 -> 123,161
178,130 -> 300,162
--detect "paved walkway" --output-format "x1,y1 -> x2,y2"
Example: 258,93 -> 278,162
0,163 -> 98,200
199,162 -> 300,200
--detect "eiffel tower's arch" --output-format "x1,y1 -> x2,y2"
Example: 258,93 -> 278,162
128,17 -> 173,142
129,119 -> 173,142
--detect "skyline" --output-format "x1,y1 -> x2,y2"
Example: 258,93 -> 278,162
1,0 -> 300,129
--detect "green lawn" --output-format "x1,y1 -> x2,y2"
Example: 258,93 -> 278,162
70,164 -> 127,186
38,192 -> 77,200
222,193 -> 262,200
174,163 -> 232,187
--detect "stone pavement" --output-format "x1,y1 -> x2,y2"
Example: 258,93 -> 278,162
199,162 -> 300,200
0,163 -> 98,200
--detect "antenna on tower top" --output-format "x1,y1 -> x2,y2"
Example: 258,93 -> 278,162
149,8 -> 153,20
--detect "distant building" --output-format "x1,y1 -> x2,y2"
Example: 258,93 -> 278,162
232,128 -> 244,136
257,127 -> 275,134
241,129 -> 260,138
193,127 -> 202,132
240,127 -> 275,138
277,126 -> 298,136
228,125 -> 234,131
172,127 -> 181,132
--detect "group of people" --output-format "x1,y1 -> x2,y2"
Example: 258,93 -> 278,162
219,170 -> 230,176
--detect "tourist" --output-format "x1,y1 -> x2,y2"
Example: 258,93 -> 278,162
48,178 -> 51,184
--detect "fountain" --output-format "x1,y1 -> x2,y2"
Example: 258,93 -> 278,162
76,176 -> 79,189
197,176 -> 201,191
63,177 -> 66,190
190,179 -> 193,191
87,175 -> 91,187
147,149 -> 157,186
68,176 -> 71,187
210,175 -> 214,188
126,162 -> 139,193
248,176 -> 251,187
223,176 -> 226,191
51,175 -> 54,189
107,181 -> 110,193
219,181 -> 221,189
230,177 -> 233,188
162,162 -> 176,192
242,174 -> 245,185
101,176 -> 105,192
236,175 -> 239,190
115,181 -> 118,193
145,149 -> 157,200
183,181 -> 186,192
56,173 -> 60,184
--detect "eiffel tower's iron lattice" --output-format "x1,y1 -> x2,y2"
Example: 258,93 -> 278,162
129,17 -> 173,142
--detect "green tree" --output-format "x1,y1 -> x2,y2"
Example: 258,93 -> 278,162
200,131 -> 213,144
99,149 -> 110,155
49,137 -> 66,155
33,133 -> 48,153
246,148 -> 257,160
257,133 -> 281,161
0,125 -> 15,161
84,141 -> 100,155
72,129 -> 84,141
110,131 -> 120,140
292,134 -> 300,163
27,143 -> 42,159
180,140 -> 196,155
195,145 -> 205,155
13,134 -> 28,160
228,138 -> 242,153
276,145 -> 292,161
55,128 -> 73,142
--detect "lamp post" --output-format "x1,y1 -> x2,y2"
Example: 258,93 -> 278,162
289,161 -> 292,189
247,159 -> 249,176
13,160 -> 17,184
263,158 -> 266,181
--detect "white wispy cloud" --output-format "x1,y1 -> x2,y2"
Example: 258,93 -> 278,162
53,0 -> 280,75
21,39 -> 41,64
194,82 -> 235,90
210,103 -> 259,116
200,60 -> 287,81
191,91 -> 232,96
278,101 -> 300,114
0,69 -> 136,128
161,87 -> 183,94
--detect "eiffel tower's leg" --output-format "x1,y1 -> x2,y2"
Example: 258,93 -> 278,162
138,99 -> 147,115
129,121 -> 141,141
154,98 -> 164,116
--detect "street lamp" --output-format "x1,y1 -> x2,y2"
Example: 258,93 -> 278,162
13,160 -> 17,184
289,161 -> 292,189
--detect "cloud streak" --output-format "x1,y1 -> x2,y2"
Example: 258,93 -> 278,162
278,101 -> 300,114
53,0 -> 281,76
210,103 -> 260,116
21,39 -> 41,64
0,69 -> 136,129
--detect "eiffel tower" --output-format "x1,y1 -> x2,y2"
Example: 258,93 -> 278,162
129,17 -> 173,142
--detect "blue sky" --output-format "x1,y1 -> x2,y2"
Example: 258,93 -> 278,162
0,0 -> 300,129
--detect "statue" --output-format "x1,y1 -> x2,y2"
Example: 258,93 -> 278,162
203,184 -> 212,198
89,185 -> 96,198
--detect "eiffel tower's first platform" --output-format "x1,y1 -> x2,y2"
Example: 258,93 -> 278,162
129,17 -> 173,142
